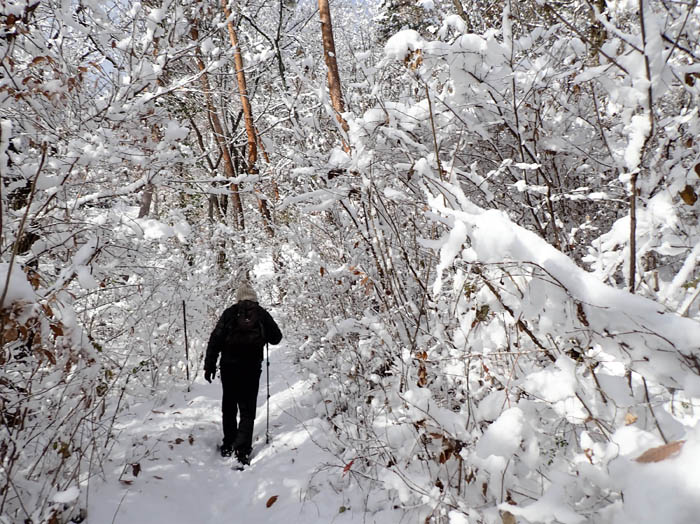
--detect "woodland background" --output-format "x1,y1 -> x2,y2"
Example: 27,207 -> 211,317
1,0 -> 700,522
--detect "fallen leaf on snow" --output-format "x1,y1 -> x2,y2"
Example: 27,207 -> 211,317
635,440 -> 685,463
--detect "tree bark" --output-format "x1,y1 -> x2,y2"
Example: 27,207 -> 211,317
191,26 -> 244,229
223,1 -> 257,172
590,0 -> 608,64
629,172 -> 638,293
138,183 -> 154,219
318,0 -> 350,146
222,4 -> 275,236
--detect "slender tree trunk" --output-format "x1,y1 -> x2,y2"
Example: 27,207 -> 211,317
139,32 -> 164,219
629,0 -> 655,294
223,1 -> 257,172
222,3 -> 275,236
629,172 -> 638,293
590,0 -> 608,64
317,0 -> 350,147
191,26 -> 244,229
452,0 -> 471,30
138,184 -> 154,218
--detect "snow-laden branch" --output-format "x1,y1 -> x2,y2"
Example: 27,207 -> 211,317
429,181 -> 700,391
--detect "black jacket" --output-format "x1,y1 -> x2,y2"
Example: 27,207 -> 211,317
204,301 -> 282,371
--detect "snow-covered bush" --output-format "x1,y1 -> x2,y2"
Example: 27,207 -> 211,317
289,2 -> 700,522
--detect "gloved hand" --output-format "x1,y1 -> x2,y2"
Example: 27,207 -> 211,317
204,369 -> 215,383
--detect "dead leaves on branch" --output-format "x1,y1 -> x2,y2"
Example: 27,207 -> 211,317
679,184 -> 697,206
1,298 -> 75,369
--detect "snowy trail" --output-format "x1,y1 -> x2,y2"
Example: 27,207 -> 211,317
87,342 -> 357,524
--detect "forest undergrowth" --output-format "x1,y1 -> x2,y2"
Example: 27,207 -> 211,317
2,1 -> 700,522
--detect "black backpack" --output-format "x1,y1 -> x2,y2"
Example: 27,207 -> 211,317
229,300 -> 265,347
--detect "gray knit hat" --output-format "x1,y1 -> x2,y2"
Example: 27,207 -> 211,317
235,281 -> 258,302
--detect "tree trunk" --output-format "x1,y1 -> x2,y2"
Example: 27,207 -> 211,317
223,1 -> 257,172
138,183 -> 154,219
191,26 -> 245,230
629,172 -> 637,293
222,3 -> 275,236
317,0 -> 350,146
590,0 -> 608,64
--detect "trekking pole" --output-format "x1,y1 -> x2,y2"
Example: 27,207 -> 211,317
182,300 -> 191,392
265,342 -> 271,444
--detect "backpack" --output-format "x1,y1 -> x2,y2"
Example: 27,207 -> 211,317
229,300 -> 265,347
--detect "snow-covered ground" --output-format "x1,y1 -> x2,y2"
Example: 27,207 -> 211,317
86,341 -> 367,524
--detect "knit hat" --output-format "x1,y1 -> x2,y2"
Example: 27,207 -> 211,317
236,281 -> 258,302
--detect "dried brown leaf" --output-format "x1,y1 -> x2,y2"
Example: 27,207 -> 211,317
635,440 -> 685,463
501,511 -> 517,524
266,495 -> 278,508
417,361 -> 428,388
680,185 -> 697,205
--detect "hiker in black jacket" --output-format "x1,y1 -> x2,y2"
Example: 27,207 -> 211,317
204,281 -> 282,463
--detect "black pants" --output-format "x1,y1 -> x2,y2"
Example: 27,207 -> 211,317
219,362 -> 262,456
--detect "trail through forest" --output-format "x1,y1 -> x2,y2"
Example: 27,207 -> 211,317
86,335 -> 359,524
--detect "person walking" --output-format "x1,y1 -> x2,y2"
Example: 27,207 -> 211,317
204,281 -> 282,465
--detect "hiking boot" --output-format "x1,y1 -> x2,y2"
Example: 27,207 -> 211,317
220,443 -> 233,458
235,450 -> 250,466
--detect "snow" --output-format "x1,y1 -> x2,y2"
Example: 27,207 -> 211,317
132,218 -> 175,240
624,113 -> 651,171
607,425 -> 700,524
501,478 -> 586,524
384,30 -> 424,60
5,3 -> 700,523
52,486 -> 80,504
163,120 -> 190,141
0,262 -> 35,307
475,407 -> 525,459
87,340 -> 371,523
431,195 -> 700,390
76,265 -> 99,289
522,356 -> 578,403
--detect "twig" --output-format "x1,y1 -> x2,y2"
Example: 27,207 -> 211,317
0,144 -> 46,311
183,300 -> 191,390
643,376 -> 668,444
